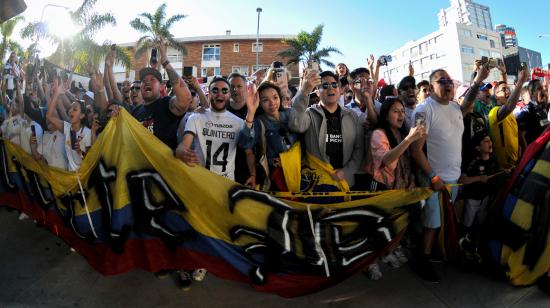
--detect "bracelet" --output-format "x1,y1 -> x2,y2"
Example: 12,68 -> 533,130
162,60 -> 170,67
430,175 -> 440,184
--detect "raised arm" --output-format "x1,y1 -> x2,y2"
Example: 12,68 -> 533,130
15,79 -> 24,117
288,69 -> 320,133
189,76 -> 209,108
45,79 -> 64,132
461,63 -> 490,116
105,50 -> 123,103
497,60 -> 507,83
158,39 -> 191,116
496,64 -> 529,122
381,125 -> 425,167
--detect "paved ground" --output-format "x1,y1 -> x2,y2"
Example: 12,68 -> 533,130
0,207 -> 547,308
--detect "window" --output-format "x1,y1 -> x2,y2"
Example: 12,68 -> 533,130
419,42 -> 427,55
434,35 -> 442,43
461,45 -> 474,54
460,29 -> 472,37
200,67 -> 221,77
410,46 -> 418,58
167,53 -> 182,63
232,65 -> 249,75
252,65 -> 270,73
202,44 -> 220,61
252,42 -> 263,52
233,43 -> 239,53
490,40 -> 496,48
479,48 -> 490,57
490,51 -> 501,59
477,34 -> 488,40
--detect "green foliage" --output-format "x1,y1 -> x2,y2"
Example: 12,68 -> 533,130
278,24 -> 342,69
0,16 -> 25,67
130,3 -> 187,63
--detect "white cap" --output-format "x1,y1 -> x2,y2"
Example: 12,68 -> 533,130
84,91 -> 94,100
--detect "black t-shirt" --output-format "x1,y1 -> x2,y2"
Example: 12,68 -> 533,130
323,106 -> 343,169
462,112 -> 486,170
131,96 -> 183,150
227,103 -> 249,184
516,102 -> 550,145
463,156 -> 498,200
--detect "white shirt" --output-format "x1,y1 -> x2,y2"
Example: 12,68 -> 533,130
3,62 -> 19,90
20,121 -> 44,154
413,97 -> 464,182
39,130 -> 68,170
184,109 -> 244,180
63,121 -> 92,171
1,114 -> 26,145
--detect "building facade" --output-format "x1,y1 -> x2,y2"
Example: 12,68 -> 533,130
495,24 -> 518,49
383,22 -> 503,85
438,0 -> 493,31
503,46 -> 543,76
110,33 -> 298,83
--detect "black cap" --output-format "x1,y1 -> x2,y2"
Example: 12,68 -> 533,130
139,67 -> 162,82
319,70 -> 338,81
472,130 -> 489,147
350,67 -> 370,80
398,76 -> 416,91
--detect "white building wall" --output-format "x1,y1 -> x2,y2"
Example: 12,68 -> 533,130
384,22 -> 503,86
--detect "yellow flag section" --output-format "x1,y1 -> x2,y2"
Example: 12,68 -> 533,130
2,109 -> 433,286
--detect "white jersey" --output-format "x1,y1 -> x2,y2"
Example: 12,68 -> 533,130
38,130 -> 68,170
63,121 -> 92,171
184,109 -> 244,180
1,114 -> 26,146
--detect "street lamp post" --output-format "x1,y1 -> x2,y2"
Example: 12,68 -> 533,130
255,7 -> 262,71
34,4 -> 70,56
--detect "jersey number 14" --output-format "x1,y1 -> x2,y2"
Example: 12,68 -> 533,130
205,140 -> 229,172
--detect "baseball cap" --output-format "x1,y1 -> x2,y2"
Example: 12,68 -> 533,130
139,67 -> 162,82
480,83 -> 493,91
84,91 -> 94,100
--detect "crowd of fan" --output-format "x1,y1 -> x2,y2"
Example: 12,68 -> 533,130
2,38 -> 549,288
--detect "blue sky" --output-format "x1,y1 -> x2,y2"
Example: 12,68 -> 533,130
14,0 -> 550,70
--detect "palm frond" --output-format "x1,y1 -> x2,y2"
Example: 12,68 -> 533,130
81,13 -> 116,36
166,36 -> 187,56
152,3 -> 167,33
72,0 -> 98,21
129,18 -> 151,34
134,41 -> 153,60
163,14 -> 186,31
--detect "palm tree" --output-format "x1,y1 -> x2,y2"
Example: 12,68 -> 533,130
0,16 -> 25,68
129,3 -> 187,60
278,24 -> 342,69
21,0 -> 131,73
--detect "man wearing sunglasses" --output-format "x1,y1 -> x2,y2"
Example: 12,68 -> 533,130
411,68 -> 476,283
130,39 -> 192,150
177,77 -> 255,182
398,75 -> 417,130
289,70 -> 364,187
130,80 -> 143,106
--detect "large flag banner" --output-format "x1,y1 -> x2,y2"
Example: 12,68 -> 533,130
1,110 -> 547,296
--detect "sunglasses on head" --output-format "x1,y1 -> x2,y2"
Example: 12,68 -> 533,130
353,77 -> 374,84
321,82 -> 339,89
435,78 -> 454,86
211,87 -> 229,94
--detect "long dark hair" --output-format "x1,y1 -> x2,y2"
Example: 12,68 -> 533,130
376,97 -> 407,148
256,82 -> 284,116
